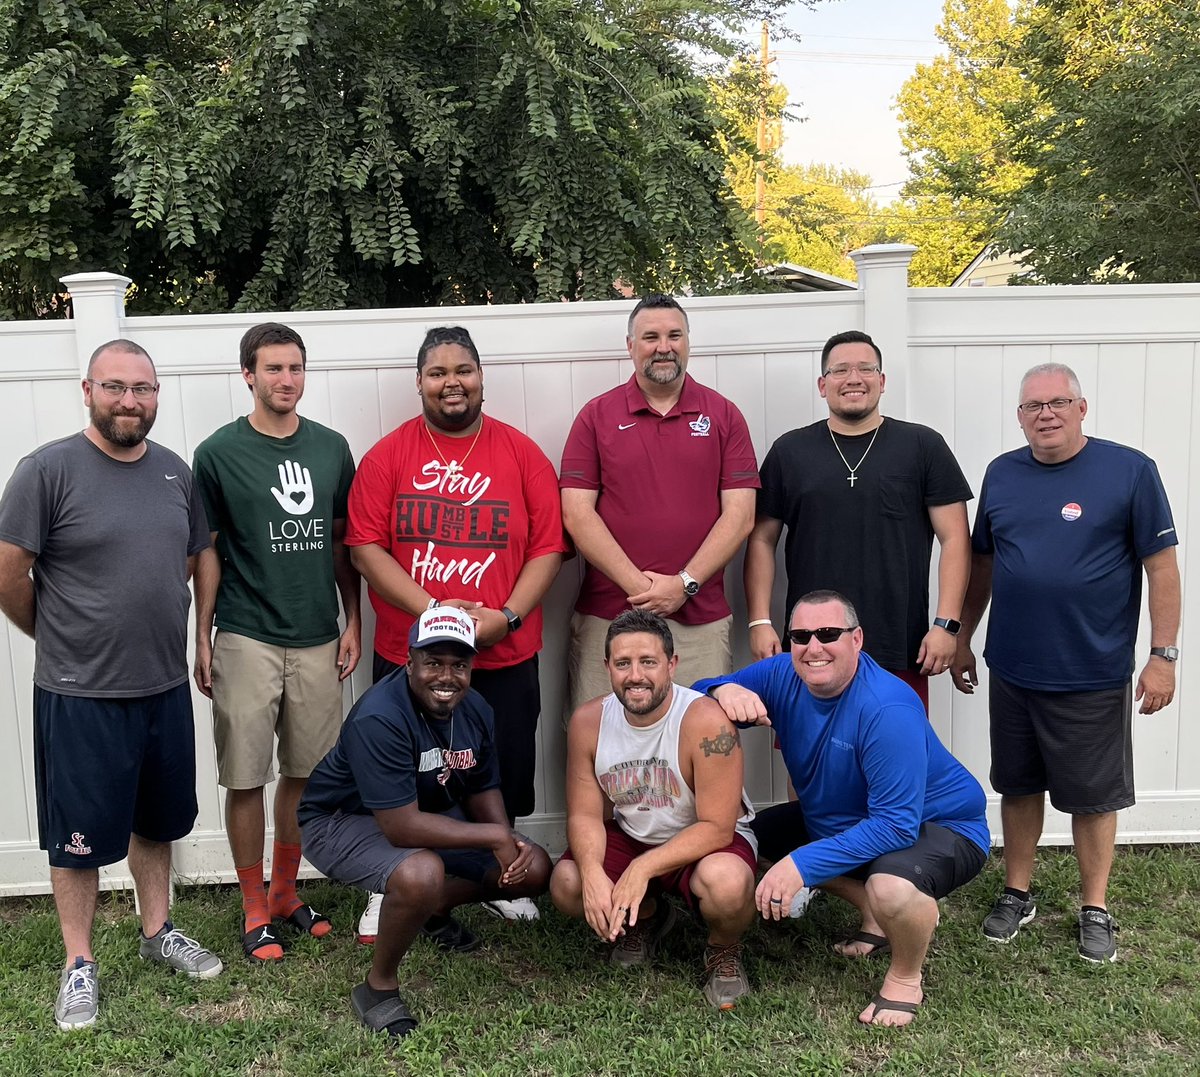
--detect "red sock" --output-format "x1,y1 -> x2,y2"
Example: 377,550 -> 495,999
267,841 -> 302,918
236,859 -> 271,932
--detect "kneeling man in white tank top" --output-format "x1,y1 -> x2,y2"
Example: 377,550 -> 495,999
550,609 -> 757,1011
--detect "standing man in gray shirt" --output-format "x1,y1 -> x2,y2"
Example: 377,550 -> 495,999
0,340 -> 223,1033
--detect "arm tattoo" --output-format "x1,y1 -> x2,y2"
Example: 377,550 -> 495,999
699,729 -> 740,757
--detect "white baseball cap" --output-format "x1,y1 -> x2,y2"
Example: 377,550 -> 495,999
408,606 -> 477,653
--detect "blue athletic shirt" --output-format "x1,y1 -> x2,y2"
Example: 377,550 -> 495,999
972,438 -> 1177,691
695,655 -> 989,887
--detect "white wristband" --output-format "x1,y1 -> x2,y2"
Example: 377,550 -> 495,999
426,597 -> 439,610
748,619 -> 773,629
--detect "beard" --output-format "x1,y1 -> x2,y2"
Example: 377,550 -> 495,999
424,395 -> 483,433
640,353 -> 682,386
90,404 -> 154,447
616,680 -> 672,717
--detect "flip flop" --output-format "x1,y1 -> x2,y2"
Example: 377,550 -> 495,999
242,923 -> 284,962
351,982 -> 419,1037
833,931 -> 891,957
275,904 -> 332,937
860,992 -> 921,1026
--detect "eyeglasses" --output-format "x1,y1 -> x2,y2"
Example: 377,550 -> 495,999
822,364 -> 880,380
785,626 -> 853,646
1018,397 -> 1076,415
88,380 -> 159,399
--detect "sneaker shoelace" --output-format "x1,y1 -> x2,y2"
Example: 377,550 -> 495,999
705,943 -> 743,979
159,928 -> 208,962
62,964 -> 96,1009
615,919 -> 648,955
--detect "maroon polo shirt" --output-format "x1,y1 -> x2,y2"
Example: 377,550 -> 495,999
560,373 -> 759,625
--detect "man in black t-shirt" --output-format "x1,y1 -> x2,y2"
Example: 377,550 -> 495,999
744,330 -> 972,712
299,607 -> 551,1038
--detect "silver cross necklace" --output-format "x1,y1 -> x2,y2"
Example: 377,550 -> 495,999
828,421 -> 883,488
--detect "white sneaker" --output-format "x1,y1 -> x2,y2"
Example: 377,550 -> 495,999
357,893 -> 383,944
789,887 -> 814,918
481,897 -> 540,921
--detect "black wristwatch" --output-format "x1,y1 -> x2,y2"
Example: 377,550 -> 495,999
1150,646 -> 1179,662
933,616 -> 962,636
502,606 -> 523,634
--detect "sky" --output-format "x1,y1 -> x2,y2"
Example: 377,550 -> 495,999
759,0 -> 947,202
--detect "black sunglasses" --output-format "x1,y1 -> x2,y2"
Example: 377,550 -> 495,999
785,627 -> 853,646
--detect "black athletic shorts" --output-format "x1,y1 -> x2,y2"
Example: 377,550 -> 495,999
988,674 -> 1134,814
34,683 -> 199,868
752,801 -> 986,901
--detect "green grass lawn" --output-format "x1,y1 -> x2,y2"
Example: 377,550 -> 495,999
1,847 -> 1197,1076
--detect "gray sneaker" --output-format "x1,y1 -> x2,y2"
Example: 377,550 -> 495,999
55,958 -> 98,1031
609,900 -> 677,968
702,942 -> 750,1011
982,892 -> 1037,942
139,922 -> 224,979
1077,909 -> 1118,963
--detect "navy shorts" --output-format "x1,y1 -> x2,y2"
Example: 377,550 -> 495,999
34,683 -> 199,869
301,806 -> 510,895
752,801 -> 986,901
989,674 -> 1134,814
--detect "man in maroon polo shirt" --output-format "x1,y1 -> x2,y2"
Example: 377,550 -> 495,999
560,294 -> 759,715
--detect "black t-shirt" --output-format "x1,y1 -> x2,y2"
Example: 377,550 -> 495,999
758,418 -> 972,670
298,670 -> 499,825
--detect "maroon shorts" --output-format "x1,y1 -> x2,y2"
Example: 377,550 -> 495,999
560,820 -> 757,910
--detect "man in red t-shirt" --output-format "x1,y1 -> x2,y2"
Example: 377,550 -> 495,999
346,326 -> 566,930
559,295 -> 759,715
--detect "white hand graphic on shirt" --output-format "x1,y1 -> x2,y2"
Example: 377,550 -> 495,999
271,460 -> 314,515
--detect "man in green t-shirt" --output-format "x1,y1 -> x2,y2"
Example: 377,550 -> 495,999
193,323 -> 361,962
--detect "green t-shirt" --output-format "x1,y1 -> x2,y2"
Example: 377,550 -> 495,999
193,416 -> 356,647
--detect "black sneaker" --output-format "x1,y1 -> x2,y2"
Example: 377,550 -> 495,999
981,892 -> 1037,942
420,916 -> 480,953
1077,909 -> 1118,963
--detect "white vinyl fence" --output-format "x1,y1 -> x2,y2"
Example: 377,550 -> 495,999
1,246 -> 1196,894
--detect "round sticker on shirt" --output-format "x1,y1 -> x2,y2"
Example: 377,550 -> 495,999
1061,502 -> 1082,522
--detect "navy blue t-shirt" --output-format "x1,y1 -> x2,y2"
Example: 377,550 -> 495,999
972,438 -> 1177,691
298,670 -> 499,825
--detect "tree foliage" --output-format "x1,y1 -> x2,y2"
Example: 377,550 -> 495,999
0,0 -> 815,317
893,0 -> 1035,286
998,0 -> 1200,283
712,61 -> 892,281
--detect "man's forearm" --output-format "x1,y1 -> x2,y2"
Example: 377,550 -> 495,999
192,545 -> 220,642
504,552 -> 563,619
0,574 -> 35,637
743,520 -> 780,621
1145,548 -> 1181,647
681,489 -> 755,585
566,813 -> 611,876
562,502 -> 648,596
624,820 -> 732,881
350,542 -> 433,615
934,527 -> 971,620
332,539 -> 362,628
958,552 -> 993,641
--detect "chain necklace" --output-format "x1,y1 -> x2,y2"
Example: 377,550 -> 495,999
419,709 -> 457,786
828,420 -> 883,488
424,415 -> 484,477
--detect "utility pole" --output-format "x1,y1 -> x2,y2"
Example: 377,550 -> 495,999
755,21 -> 769,229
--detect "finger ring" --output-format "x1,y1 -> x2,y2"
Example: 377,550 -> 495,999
769,897 -> 782,905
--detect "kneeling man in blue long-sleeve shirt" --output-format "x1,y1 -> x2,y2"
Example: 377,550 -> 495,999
696,589 -> 989,1028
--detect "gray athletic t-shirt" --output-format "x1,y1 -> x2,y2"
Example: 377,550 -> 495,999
0,433 -> 210,698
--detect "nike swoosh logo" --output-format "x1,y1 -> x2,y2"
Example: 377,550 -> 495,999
164,474 -> 178,480
618,423 -> 636,431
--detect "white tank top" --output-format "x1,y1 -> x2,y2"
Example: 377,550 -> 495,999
595,684 -> 757,852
